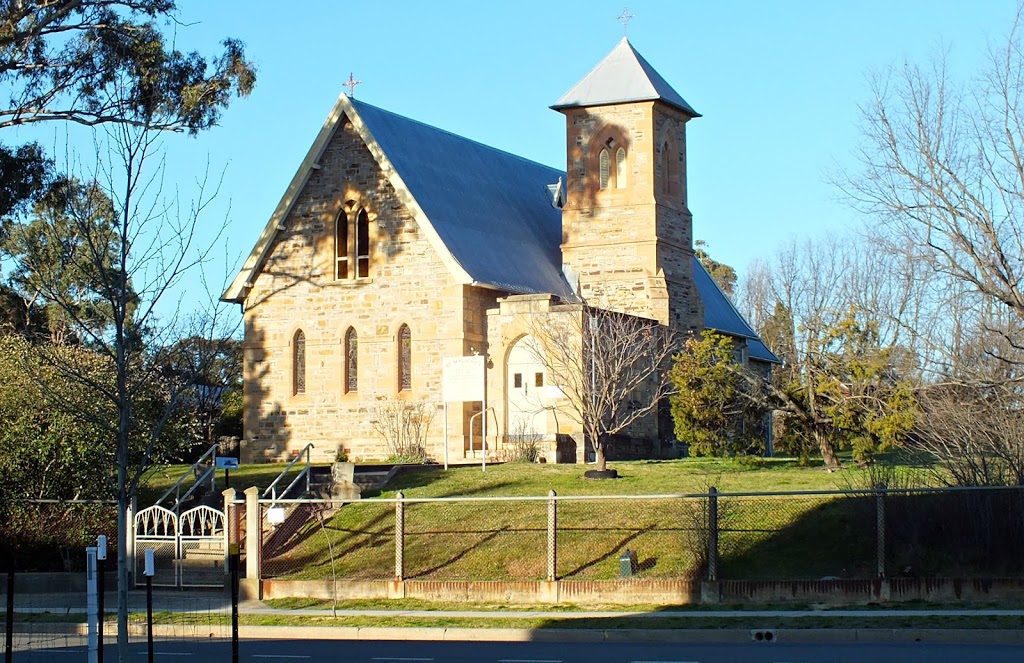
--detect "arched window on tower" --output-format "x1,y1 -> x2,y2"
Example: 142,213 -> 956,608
661,141 -> 673,196
335,209 -> 349,280
293,329 -> 306,395
356,209 -> 370,278
398,324 -> 411,391
344,327 -> 358,393
599,149 -> 610,189
615,147 -> 627,189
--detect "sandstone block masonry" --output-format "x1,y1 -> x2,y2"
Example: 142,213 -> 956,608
240,118 -> 494,463
558,101 -> 702,333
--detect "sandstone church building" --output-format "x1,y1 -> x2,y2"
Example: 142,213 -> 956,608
223,38 -> 777,464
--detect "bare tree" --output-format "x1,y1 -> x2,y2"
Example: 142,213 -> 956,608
13,119 -> 238,661
528,305 -> 680,474
736,236 -> 920,468
914,382 -> 1024,486
843,4 -> 1024,353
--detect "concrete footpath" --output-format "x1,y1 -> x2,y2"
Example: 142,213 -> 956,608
6,590 -> 1024,645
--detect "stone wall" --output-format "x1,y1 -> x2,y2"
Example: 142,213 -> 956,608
558,101 -> 703,333
241,117 -> 491,463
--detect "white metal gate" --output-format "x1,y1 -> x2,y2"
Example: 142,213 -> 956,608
178,506 -> 227,587
134,505 -> 178,587
133,504 -> 227,587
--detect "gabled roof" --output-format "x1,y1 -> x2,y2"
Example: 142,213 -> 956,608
551,37 -> 700,117
693,258 -> 781,364
222,94 -> 574,303
351,99 -> 575,298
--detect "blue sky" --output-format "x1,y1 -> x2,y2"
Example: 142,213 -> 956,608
14,1 -> 1018,316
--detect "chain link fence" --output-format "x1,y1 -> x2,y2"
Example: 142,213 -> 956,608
257,486 -> 1024,583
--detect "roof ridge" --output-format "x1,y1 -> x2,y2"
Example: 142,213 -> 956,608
350,97 -> 563,175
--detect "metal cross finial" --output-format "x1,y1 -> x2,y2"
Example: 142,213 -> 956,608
344,72 -> 362,97
617,8 -> 635,35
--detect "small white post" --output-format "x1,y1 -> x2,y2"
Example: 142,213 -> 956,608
86,546 -> 98,663
482,396 -> 488,473
442,401 -> 449,470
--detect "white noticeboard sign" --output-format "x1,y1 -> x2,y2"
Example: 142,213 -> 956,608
442,355 -> 485,402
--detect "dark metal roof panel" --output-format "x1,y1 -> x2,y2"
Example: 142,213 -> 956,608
352,99 -> 574,298
747,338 -> 781,364
693,257 -> 781,363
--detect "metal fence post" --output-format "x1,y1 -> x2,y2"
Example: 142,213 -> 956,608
876,482 -> 886,579
547,490 -> 557,582
394,492 -> 405,581
707,486 -> 719,582
4,561 -> 13,663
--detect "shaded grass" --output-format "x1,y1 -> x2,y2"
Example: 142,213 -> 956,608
8,611 -> 1024,631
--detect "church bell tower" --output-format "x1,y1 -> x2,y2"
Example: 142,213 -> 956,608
552,38 -> 703,331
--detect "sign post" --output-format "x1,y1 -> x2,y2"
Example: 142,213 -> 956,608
442,356 -> 486,470
216,456 -> 240,488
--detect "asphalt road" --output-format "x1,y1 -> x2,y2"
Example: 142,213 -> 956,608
12,639 -> 1024,663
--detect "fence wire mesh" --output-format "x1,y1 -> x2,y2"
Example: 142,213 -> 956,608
254,485 -> 1024,583
261,501 -> 395,580
556,496 -> 700,580
2,585 -> 234,662
1,501 -> 118,573
403,498 -> 548,580
717,492 -> 875,579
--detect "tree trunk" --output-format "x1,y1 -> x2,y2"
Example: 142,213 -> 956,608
116,478 -> 128,661
815,427 -> 840,470
596,443 -> 607,472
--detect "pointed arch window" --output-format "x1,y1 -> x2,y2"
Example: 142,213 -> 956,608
335,209 -> 349,279
344,327 -> 358,393
661,144 -> 671,195
615,148 -> 627,188
293,330 -> 306,395
598,149 -> 610,189
356,209 -> 370,278
398,324 -> 412,391
335,205 -> 371,280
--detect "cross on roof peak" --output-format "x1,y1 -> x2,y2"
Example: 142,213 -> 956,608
345,72 -> 362,97
616,8 -> 635,35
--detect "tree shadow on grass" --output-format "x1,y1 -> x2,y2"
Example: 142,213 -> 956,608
406,527 -> 507,579
559,526 -> 655,579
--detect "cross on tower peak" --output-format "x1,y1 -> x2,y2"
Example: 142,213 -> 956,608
616,8 -> 635,35
344,72 -> 362,97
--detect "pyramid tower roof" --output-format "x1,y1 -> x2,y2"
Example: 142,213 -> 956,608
551,37 -> 699,116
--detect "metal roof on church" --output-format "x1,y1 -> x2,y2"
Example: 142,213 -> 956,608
352,99 -> 772,360
351,98 -> 576,299
693,258 -> 781,364
551,38 -> 700,116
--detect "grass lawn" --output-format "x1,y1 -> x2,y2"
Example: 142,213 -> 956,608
144,454 -> 1012,585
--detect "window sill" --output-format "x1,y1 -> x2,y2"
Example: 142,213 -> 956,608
323,278 -> 374,287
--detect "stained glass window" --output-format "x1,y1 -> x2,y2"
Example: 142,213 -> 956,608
293,330 -> 306,395
398,324 -> 411,391
345,327 -> 358,393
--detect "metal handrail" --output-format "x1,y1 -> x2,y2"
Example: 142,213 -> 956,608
263,443 -> 314,504
170,466 -> 216,512
155,443 -> 219,508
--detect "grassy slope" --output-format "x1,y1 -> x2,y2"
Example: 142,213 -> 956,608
181,456 -> 941,583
